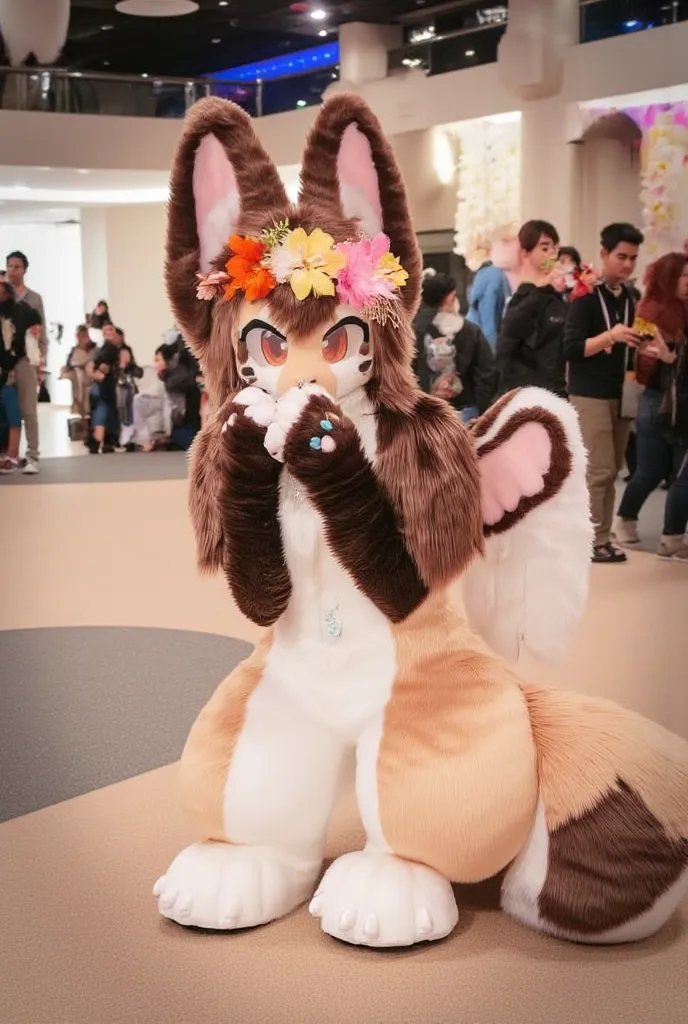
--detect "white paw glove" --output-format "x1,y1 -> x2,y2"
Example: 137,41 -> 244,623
264,383 -> 331,463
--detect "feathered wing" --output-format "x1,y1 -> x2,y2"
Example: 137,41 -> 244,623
462,387 -> 593,662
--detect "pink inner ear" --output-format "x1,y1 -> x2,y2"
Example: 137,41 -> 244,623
337,124 -> 384,236
479,421 -> 552,526
193,134 -> 241,271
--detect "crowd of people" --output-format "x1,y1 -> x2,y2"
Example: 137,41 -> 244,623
413,220 -> 688,564
0,251 -> 204,473
2,231 -> 687,565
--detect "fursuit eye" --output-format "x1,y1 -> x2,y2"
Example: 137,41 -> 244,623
260,330 -> 288,367
322,321 -> 366,364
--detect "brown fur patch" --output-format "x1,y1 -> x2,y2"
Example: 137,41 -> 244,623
187,397 -> 235,574
375,394 -> 484,587
178,634 -> 272,841
378,592 -> 538,881
219,403 -> 291,627
283,395 -> 427,621
539,779 -> 688,934
477,407 -> 572,537
470,390 -> 521,440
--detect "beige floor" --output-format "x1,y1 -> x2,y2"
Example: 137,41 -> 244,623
1,443 -> 687,1023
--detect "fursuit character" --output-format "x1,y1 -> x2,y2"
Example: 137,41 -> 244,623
153,95 -> 688,949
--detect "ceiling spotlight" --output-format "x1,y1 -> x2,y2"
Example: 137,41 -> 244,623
101,24 -> 114,31
141,72 -> 149,78
211,37 -> 221,42
318,28 -> 327,36
103,60 -> 111,66
296,99 -> 307,107
310,8 -> 327,20
219,1 -> 229,5
465,49 -> 475,57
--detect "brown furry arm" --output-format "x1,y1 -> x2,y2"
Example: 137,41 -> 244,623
188,401 -> 291,626
283,395 -> 427,622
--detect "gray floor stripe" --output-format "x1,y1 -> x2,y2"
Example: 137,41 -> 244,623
0,627 -> 252,821
1,451 -> 189,486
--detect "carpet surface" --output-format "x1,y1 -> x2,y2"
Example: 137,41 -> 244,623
1,451 -> 189,486
0,764 -> 686,1024
0,627 -> 252,822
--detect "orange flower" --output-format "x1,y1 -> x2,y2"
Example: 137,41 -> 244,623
223,234 -> 276,302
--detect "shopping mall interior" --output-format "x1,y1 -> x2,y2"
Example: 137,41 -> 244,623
1,2 -> 687,1022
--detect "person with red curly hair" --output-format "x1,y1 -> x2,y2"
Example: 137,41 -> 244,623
614,251 -> 688,561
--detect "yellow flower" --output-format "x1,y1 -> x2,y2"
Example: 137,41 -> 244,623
377,252 -> 409,289
286,227 -> 347,300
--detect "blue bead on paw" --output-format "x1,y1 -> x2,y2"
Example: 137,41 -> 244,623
309,436 -> 322,450
320,419 -> 333,432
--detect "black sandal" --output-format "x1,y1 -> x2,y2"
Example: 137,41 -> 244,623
592,542 -> 627,564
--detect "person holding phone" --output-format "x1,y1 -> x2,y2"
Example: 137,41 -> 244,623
563,223 -> 644,563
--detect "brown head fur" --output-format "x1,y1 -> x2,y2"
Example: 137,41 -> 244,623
167,94 -> 483,582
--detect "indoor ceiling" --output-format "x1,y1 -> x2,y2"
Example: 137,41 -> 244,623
0,0 -> 437,79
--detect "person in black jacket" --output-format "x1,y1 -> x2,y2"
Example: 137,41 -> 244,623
496,220 -> 568,398
412,272 -> 496,423
563,222 -> 644,564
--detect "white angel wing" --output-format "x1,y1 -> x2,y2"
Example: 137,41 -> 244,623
462,387 -> 593,663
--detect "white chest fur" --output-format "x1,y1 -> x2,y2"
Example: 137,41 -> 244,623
264,390 -> 397,742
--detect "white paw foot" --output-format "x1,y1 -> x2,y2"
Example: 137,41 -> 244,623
264,383 -> 330,463
154,842 -> 321,930
309,850 -> 458,948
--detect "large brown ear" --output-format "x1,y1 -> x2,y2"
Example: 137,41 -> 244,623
165,96 -> 290,359
297,94 -> 422,315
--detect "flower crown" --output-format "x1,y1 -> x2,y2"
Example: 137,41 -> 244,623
196,222 -> 408,325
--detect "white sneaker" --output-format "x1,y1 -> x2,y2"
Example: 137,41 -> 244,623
22,460 -> 39,475
657,535 -> 688,562
0,457 -> 18,475
612,517 -> 640,546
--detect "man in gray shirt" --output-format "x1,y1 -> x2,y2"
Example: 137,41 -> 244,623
6,250 -> 47,473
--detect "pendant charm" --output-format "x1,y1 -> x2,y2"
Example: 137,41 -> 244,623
323,606 -> 342,639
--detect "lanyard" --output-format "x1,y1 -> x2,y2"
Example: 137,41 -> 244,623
597,286 -> 630,331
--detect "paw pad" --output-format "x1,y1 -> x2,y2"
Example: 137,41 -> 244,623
310,415 -> 337,453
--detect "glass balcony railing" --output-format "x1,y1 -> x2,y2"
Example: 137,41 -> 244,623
579,0 -> 688,43
388,7 -> 508,78
0,65 -> 337,120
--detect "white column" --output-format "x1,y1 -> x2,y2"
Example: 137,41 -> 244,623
519,97 -> 580,244
497,0 -> 580,241
80,207 -> 109,315
338,22 -> 402,86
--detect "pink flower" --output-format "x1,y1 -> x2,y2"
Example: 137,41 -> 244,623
196,270 -> 229,301
334,233 -> 395,307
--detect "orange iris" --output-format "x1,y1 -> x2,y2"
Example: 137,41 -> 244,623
260,330 -> 288,366
322,326 -> 348,364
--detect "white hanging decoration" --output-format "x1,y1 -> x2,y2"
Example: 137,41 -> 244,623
454,115 -> 522,270
0,0 -> 70,66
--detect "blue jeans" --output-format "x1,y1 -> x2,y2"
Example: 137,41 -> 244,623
617,388 -> 688,535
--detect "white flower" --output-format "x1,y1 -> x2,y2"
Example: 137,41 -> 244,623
266,240 -> 301,284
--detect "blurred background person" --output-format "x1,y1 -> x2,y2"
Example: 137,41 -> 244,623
466,226 -> 520,348
496,220 -> 568,399
413,272 -> 496,424
614,251 -> 688,561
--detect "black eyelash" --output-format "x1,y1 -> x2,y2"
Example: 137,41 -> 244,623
239,319 -> 286,343
323,316 -> 369,342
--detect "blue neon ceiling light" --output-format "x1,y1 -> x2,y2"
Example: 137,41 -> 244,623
214,42 -> 340,83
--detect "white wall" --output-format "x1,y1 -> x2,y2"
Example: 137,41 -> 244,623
0,220 -> 84,404
573,138 -> 643,267
103,203 -> 172,367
